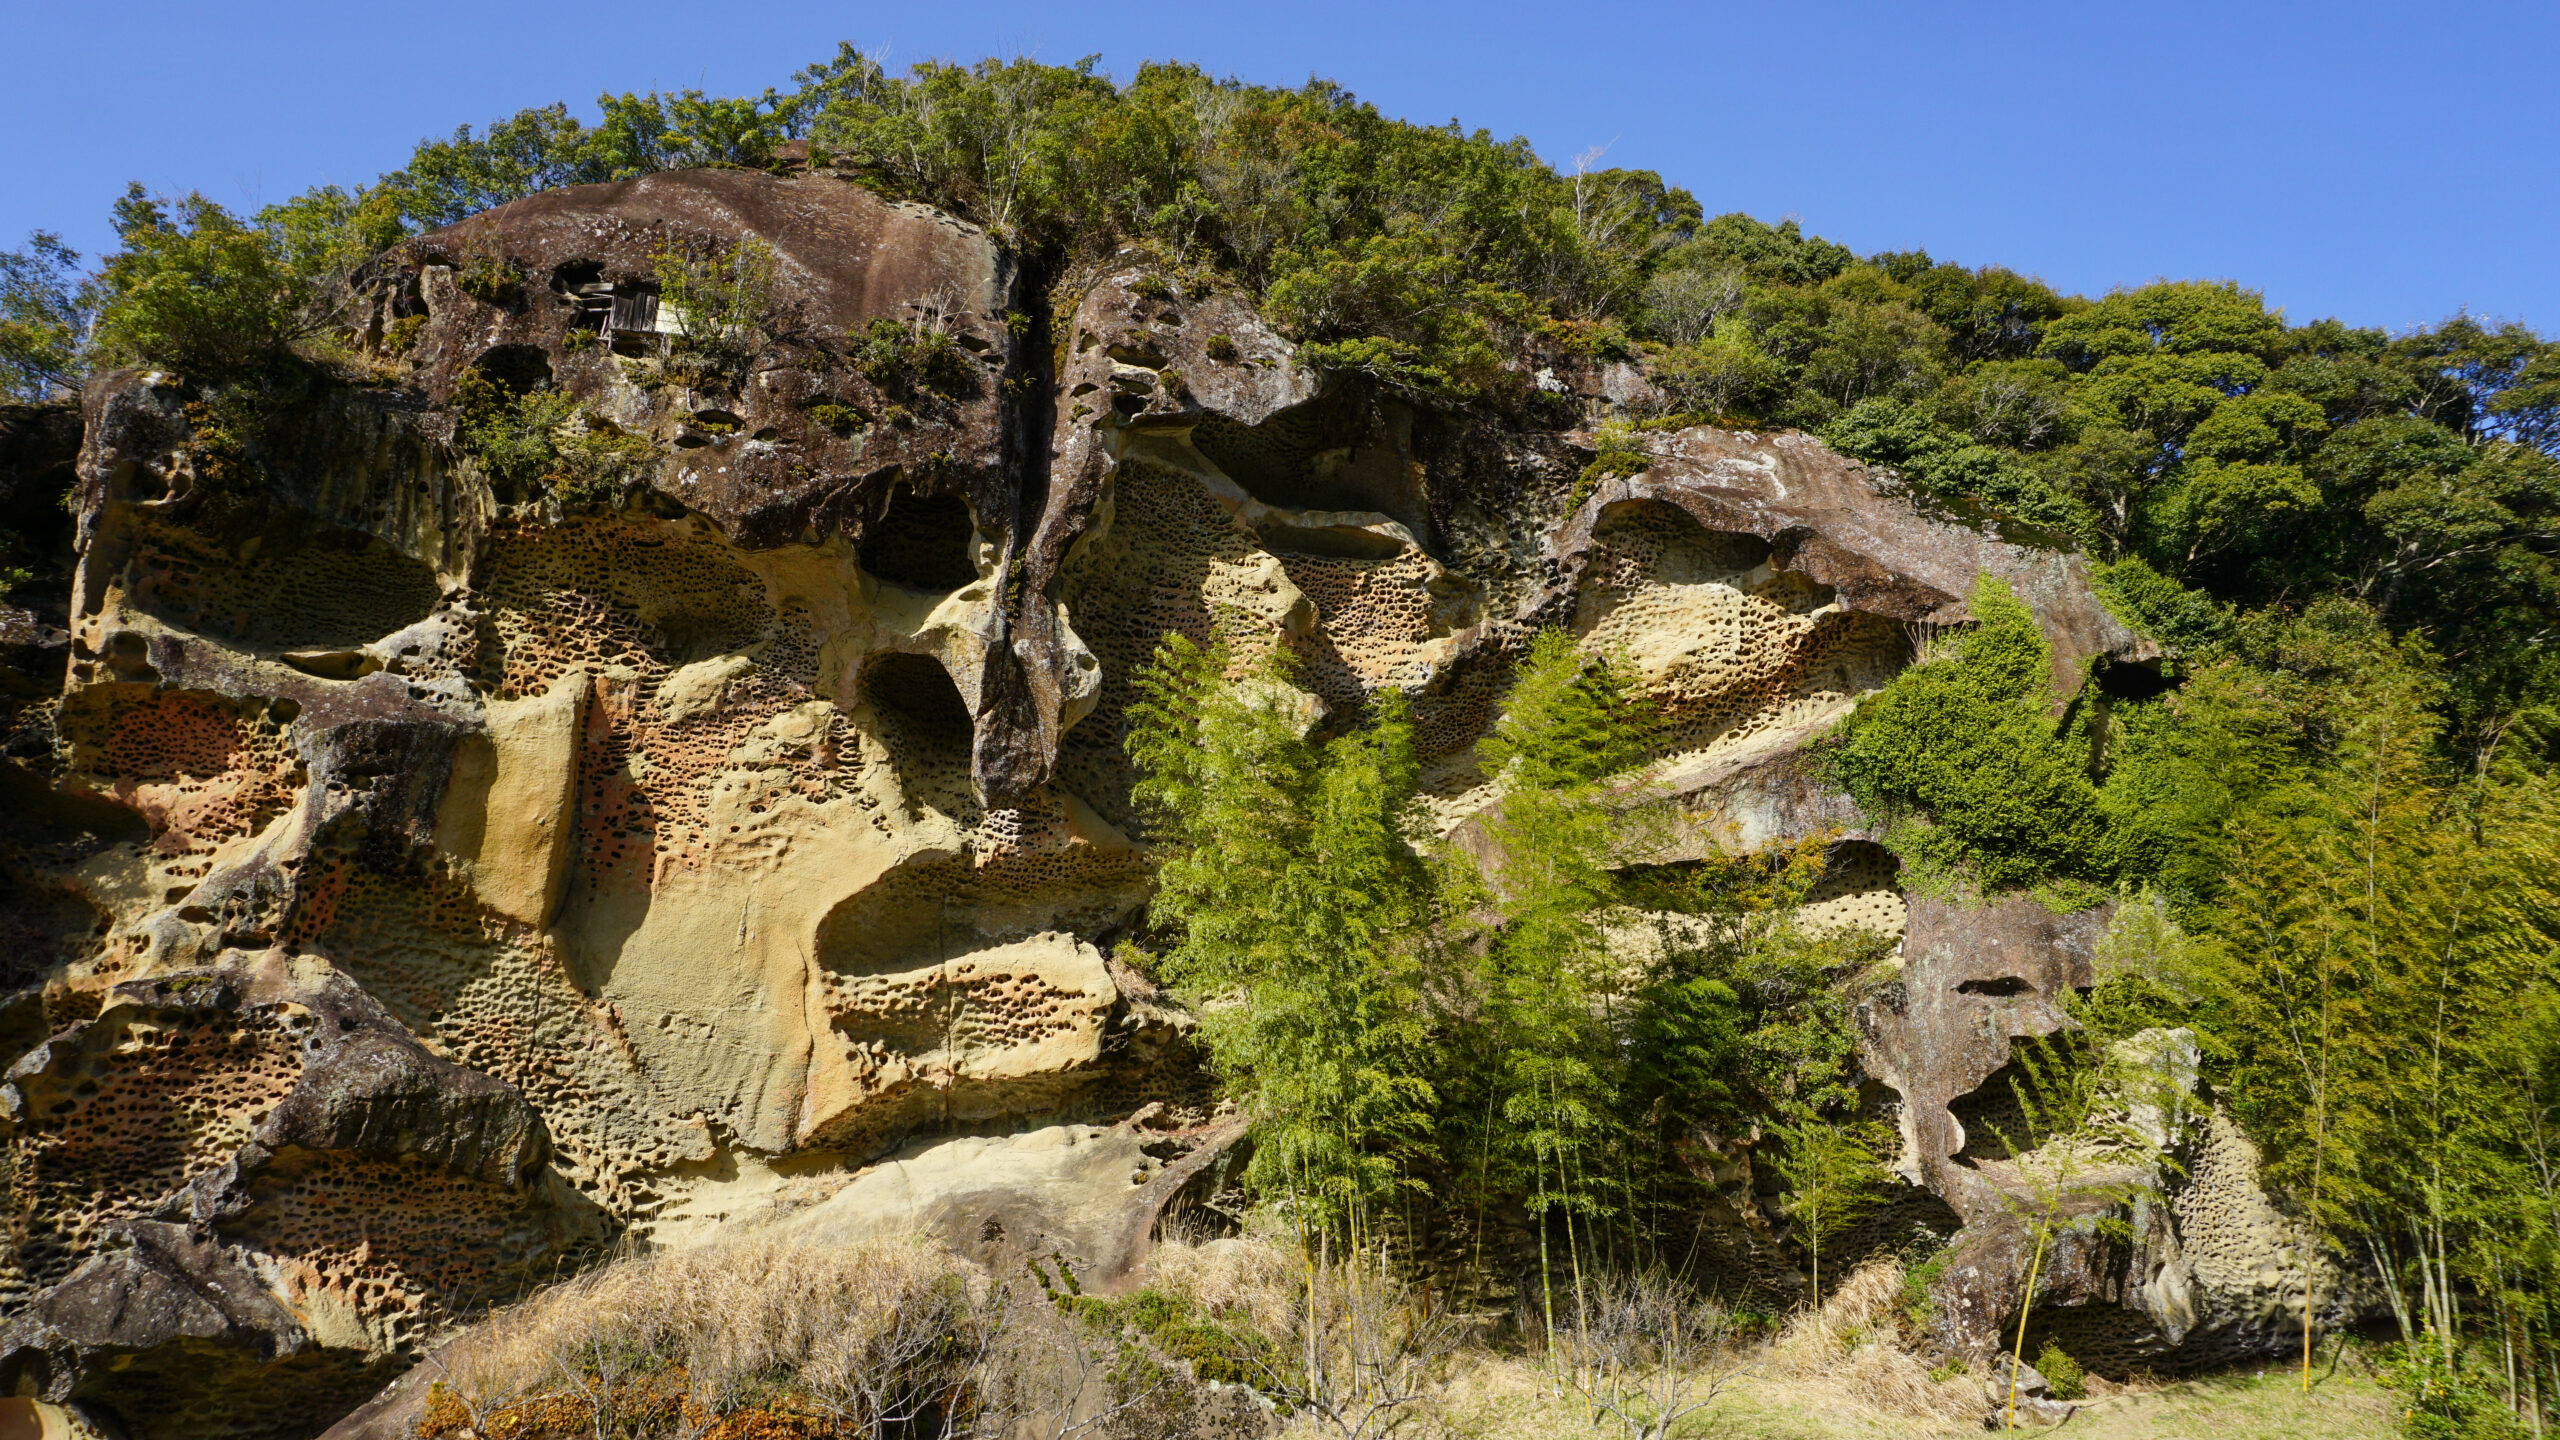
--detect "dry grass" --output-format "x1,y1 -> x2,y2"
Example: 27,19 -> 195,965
1755,1258 -> 1979,1429
405,1233 -> 2402,1440
1142,1233 -> 1304,1336
1710,1368 -> 2402,1440
1426,1257 -> 1972,1440
418,1234 -> 979,1434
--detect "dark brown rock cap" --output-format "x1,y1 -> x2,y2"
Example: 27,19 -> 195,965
362,169 -> 1021,550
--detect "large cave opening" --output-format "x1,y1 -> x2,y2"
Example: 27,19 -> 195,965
1191,384 -> 1428,541
860,488 -> 979,593
861,650 -> 974,770
471,343 -> 554,397
1951,1058 -> 2035,1164
1587,498 -> 1839,613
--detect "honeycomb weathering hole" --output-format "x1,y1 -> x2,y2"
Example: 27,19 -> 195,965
862,651 -> 974,763
860,489 -> 978,593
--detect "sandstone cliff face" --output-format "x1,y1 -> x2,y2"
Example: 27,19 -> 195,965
0,169 -> 2316,1437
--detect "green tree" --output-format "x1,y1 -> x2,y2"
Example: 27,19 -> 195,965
0,232 -> 88,400
87,187 -> 323,382
252,184 -> 409,283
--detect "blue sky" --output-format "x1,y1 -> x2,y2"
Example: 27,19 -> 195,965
4,0 -> 2551,335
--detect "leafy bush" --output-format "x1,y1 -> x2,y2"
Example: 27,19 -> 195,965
1896,1247 -> 1952,1335
1101,1293 -> 1270,1386
851,316 -> 971,399
2091,556 -> 2233,655
652,236 -> 778,364
450,369 -> 572,488
1264,234 -> 1523,400
1825,574 -> 2120,892
449,368 -> 650,507
2032,1340 -> 2086,1400
2390,1347 -> 2537,1440
1649,327 -> 1785,419
455,253 -> 525,306
1575,419 -> 1651,500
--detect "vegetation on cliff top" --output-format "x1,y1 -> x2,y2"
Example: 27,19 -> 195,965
5,48 -> 2555,729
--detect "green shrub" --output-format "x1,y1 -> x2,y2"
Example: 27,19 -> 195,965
448,367 -> 649,507
450,369 -> 574,488
2092,556 -> 2234,656
1649,327 -> 1786,421
1574,419 -> 1650,503
2033,1340 -> 2085,1400
551,425 -> 654,509
2390,1346 -> 2536,1440
1044,1284 -> 1273,1388
1826,574 -> 2116,892
1203,333 -> 1237,362
1265,235 -> 1523,401
852,317 -> 971,398
1897,1247 -> 1953,1334
456,253 -> 524,306
653,237 -> 777,366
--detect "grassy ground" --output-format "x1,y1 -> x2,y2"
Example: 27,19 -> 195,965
1712,1369 -> 2400,1440
1431,1359 -> 2401,1440
1416,1255 -> 2406,1440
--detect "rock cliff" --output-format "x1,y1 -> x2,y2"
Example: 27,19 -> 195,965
0,168 -> 2331,1437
